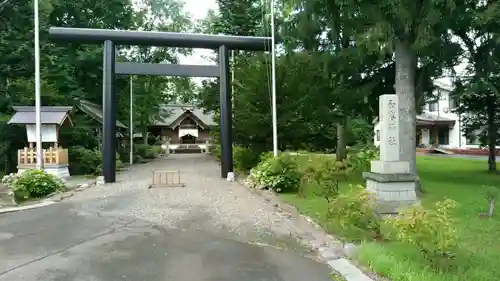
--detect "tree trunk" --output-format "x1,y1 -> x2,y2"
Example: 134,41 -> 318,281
394,39 -> 417,174
486,97 -> 497,172
336,116 -> 347,161
142,126 -> 149,145
488,199 -> 495,217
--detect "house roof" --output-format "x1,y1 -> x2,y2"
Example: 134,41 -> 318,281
433,80 -> 454,92
8,106 -> 73,126
78,100 -> 127,129
373,113 -> 455,126
152,104 -> 215,128
416,113 -> 455,126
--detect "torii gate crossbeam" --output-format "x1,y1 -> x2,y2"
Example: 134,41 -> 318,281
49,27 -> 271,183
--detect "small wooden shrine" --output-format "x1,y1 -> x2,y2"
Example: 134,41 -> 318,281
8,106 -> 73,178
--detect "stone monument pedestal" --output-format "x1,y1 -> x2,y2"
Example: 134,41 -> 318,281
366,94 -> 417,214
363,161 -> 417,214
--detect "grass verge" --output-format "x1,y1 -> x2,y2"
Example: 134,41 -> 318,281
280,156 -> 500,281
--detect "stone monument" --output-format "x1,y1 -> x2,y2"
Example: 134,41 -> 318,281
363,95 -> 418,214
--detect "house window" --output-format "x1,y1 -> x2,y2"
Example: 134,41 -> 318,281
376,130 -> 380,141
438,127 -> 449,145
466,130 -> 483,145
448,97 -> 456,109
428,101 -> 438,112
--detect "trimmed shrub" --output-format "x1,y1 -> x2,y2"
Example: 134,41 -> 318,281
484,185 -> 499,217
97,152 -> 124,173
346,146 -> 379,173
250,153 -> 302,193
259,151 -> 274,162
69,146 -> 124,175
134,144 -> 158,159
294,154 -> 350,199
310,157 -> 347,202
212,145 -> 265,172
233,146 -> 261,172
69,146 -> 101,175
383,199 -> 458,267
325,186 -> 381,242
2,169 -> 66,202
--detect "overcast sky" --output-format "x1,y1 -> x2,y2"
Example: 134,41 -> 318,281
179,0 -> 217,66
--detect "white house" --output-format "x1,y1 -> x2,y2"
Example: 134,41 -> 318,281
373,80 -> 482,149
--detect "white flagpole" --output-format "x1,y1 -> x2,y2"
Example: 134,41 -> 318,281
270,0 -> 278,157
34,0 -> 43,169
231,50 -> 235,97
129,76 -> 133,165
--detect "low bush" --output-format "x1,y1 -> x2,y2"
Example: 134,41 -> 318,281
302,156 -> 348,202
383,199 -> 458,268
2,169 -> 66,202
250,153 -> 302,193
69,146 -> 124,175
325,186 -> 381,242
233,146 -> 261,173
346,146 -> 379,173
211,144 -> 221,160
97,152 -> 124,173
212,145 -> 266,172
134,144 -> 161,159
259,151 -> 274,162
483,185 -> 498,217
69,146 -> 101,175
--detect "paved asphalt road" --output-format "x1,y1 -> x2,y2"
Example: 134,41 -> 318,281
0,195 -> 333,281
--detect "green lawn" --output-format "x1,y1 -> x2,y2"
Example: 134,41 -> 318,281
281,156 -> 500,281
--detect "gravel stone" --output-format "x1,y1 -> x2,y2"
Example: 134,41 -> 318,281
57,154 -> 381,280
66,154 -> 346,260
68,155 -> 299,237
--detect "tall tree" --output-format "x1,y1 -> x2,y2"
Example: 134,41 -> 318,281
450,0 -> 500,172
283,0 -> 387,159
344,0 -> 461,173
0,0 -> 196,174
121,0 -> 194,144
0,0 -> 130,174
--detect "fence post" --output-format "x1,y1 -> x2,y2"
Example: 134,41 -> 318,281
43,148 -> 47,165
55,147 -> 60,164
24,147 -> 31,164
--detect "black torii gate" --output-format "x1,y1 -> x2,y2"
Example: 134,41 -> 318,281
48,27 -> 271,183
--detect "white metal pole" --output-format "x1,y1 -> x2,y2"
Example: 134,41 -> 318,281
129,76 -> 133,165
34,0 -> 43,169
270,0 -> 278,157
231,50 -> 235,96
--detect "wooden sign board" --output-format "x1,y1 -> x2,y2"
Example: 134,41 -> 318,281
149,170 -> 185,188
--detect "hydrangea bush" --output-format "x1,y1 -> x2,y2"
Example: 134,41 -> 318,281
1,169 -> 66,203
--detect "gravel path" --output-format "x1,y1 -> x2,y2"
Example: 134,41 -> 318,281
1,154 -> 377,281
67,154 -> 337,256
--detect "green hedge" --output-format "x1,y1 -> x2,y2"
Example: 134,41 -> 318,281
69,146 -> 123,175
136,144 -> 162,158
211,144 -> 265,173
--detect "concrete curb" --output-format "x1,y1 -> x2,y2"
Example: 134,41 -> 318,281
0,200 -> 56,214
304,218 -> 375,281
328,258 -> 374,281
